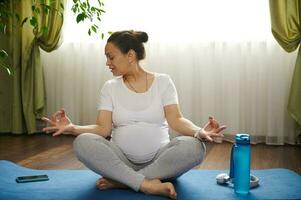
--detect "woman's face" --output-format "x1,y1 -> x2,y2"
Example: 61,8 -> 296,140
105,42 -> 132,76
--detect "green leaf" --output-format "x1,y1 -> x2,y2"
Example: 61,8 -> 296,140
72,6 -> 77,13
87,0 -> 90,9
80,4 -> 86,12
108,31 -> 112,35
41,26 -> 48,34
0,63 -> 13,76
60,2 -> 64,10
91,25 -> 97,33
0,50 -> 8,59
30,16 -> 38,27
0,50 -> 12,76
35,7 -> 40,14
97,0 -> 105,7
73,0 -> 78,3
0,24 -> 6,34
50,0 -> 56,5
32,5 -> 36,12
5,67 -> 11,75
21,17 -> 28,27
88,29 -> 91,35
15,14 -> 20,21
76,13 -> 86,23
42,4 -> 52,10
40,4 -> 51,14
101,33 -> 104,39
59,11 -> 64,19
43,7 -> 49,14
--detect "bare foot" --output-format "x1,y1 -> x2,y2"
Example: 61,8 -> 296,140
140,179 -> 177,199
96,177 -> 127,190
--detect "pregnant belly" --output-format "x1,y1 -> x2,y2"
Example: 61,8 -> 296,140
112,123 -> 170,163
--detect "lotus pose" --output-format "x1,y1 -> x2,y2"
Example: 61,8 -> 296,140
42,30 -> 226,199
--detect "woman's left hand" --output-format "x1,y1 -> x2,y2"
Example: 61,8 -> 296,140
195,116 -> 227,142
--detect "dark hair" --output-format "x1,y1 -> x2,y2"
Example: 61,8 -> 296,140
107,30 -> 148,60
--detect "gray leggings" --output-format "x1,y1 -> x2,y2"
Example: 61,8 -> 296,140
73,133 -> 206,191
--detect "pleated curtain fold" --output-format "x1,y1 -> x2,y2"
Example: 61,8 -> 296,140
269,0 -> 301,137
0,0 -> 65,134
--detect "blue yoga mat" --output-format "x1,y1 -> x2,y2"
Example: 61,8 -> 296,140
1,160 -> 301,200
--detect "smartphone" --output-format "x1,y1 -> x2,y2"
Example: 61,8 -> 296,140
16,175 -> 49,183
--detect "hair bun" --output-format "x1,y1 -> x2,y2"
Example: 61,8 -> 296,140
107,30 -> 148,60
134,31 -> 148,43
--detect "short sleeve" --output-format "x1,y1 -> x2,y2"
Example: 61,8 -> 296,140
162,75 -> 179,106
97,81 -> 113,111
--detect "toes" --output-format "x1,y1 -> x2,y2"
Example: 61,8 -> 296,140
166,183 -> 177,199
96,178 -> 108,190
96,182 -> 107,190
168,190 -> 177,199
171,191 -> 177,199
96,179 -> 102,185
97,178 -> 107,184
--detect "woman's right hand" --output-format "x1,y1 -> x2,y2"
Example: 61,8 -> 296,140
42,108 -> 74,136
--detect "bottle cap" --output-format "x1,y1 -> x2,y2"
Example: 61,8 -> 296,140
235,133 -> 250,144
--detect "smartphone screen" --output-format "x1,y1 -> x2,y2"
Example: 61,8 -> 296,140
16,175 -> 49,183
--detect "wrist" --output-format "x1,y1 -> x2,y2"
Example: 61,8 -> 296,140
69,124 -> 77,134
194,128 -> 205,140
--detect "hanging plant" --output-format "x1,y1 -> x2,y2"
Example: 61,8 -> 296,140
0,0 -> 107,75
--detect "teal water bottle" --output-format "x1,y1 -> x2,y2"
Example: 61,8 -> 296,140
233,133 -> 251,194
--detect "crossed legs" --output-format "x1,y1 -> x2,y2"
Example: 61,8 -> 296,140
73,133 -> 205,199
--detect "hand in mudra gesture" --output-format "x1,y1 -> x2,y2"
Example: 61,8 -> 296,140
42,108 -> 74,136
195,116 -> 227,142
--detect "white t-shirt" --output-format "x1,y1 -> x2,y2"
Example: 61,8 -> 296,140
98,73 -> 179,163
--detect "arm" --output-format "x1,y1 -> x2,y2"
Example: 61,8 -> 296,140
42,109 -> 112,137
164,104 -> 226,141
164,104 -> 200,136
71,110 -> 112,137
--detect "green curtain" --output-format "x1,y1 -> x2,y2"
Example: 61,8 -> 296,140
269,0 -> 301,137
0,0 -> 64,134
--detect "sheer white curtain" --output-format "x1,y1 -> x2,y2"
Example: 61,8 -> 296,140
41,0 -> 298,144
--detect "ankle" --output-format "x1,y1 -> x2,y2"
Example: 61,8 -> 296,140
140,178 -> 159,193
140,178 -> 150,193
